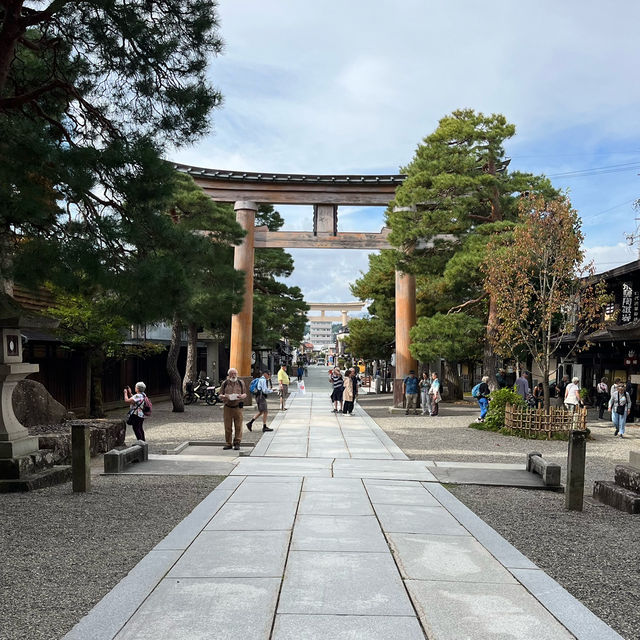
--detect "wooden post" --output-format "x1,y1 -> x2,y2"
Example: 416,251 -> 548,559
229,201 -> 257,402
72,423 -> 90,493
393,269 -> 416,407
566,429 -> 587,511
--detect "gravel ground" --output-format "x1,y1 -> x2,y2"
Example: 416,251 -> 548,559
358,394 -> 640,640
107,397 -> 279,453
0,474 -> 223,640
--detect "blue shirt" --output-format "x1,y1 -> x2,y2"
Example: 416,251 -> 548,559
257,376 -> 271,394
404,376 -> 419,394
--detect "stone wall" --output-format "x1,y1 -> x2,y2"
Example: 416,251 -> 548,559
37,419 -> 126,465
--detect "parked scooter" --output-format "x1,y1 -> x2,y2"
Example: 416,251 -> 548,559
184,376 -> 220,405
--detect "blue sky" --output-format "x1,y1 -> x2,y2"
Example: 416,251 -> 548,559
171,0 -> 640,303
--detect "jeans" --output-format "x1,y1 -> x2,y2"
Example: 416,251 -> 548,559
478,397 -> 488,419
421,389 -> 431,415
612,410 -> 627,435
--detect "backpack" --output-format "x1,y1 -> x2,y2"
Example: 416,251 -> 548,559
471,383 -> 481,398
249,378 -> 260,394
142,394 -> 152,416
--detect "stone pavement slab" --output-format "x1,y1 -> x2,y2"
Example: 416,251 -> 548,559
205,501 -> 297,531
227,481 -> 300,503
333,458 -> 437,481
406,580 -> 574,640
364,480 -> 441,506
291,514 -> 389,552
272,614 -> 425,640
430,465 -> 550,488
114,577 -> 281,640
114,454 -> 235,476
278,550 -> 415,616
302,477 -> 364,492
298,489 -> 373,516
388,532 -> 517,583
374,503 -> 470,536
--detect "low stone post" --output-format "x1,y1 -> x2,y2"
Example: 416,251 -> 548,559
72,424 -> 90,492
566,430 -> 586,511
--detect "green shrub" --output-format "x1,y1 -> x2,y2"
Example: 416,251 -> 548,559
484,387 -> 525,430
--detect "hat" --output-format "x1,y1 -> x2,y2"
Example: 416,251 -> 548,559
409,370 -> 415,374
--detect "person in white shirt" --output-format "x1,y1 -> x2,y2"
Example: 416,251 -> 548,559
564,377 -> 581,413
246,371 -> 275,433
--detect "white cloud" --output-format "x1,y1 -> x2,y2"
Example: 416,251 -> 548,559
584,242 -> 638,274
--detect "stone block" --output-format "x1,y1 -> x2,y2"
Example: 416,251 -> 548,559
593,480 -> 640,514
103,442 -> 148,474
628,450 -> 640,470
0,465 -> 71,492
614,464 -> 640,493
12,378 -> 68,427
527,453 -> 561,487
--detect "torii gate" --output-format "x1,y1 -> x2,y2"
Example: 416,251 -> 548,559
177,164 -> 415,407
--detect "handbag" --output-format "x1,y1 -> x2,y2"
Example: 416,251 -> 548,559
615,393 -> 626,416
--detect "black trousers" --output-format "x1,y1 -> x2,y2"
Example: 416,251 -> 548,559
342,400 -> 354,414
130,415 -> 146,441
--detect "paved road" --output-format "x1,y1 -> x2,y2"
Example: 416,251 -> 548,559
64,378 -> 623,640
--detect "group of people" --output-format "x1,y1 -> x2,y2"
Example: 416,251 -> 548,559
403,370 -> 441,416
329,366 -> 360,415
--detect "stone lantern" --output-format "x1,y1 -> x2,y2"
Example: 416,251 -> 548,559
0,308 -> 69,491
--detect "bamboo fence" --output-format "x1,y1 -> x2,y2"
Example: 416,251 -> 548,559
504,403 -> 587,439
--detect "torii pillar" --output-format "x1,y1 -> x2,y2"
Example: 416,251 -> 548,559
394,270 -> 417,407
229,201 -> 257,403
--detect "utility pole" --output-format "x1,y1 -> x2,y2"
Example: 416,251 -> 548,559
625,217 -> 640,260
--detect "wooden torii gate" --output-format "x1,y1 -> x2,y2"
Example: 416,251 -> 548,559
177,164 -> 415,407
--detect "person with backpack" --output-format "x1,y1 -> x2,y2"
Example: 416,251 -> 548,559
403,370 -> 419,415
219,368 -> 248,450
246,371 -> 275,434
123,381 -> 150,442
473,376 -> 490,423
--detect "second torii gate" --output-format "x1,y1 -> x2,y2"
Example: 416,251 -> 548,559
177,164 -> 415,407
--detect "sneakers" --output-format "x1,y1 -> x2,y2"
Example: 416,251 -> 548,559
233,443 -> 240,450
405,410 -> 409,415
262,425 -> 273,432
223,444 -> 233,450
246,421 -> 253,432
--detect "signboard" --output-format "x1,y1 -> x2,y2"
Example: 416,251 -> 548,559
634,290 -> 640,321
630,374 -> 640,385
621,282 -> 633,324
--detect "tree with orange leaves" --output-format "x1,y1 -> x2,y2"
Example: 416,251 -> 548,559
483,194 -> 608,410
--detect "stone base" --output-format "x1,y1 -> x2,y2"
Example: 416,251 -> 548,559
593,480 -> 640,514
614,464 -> 640,493
0,435 -> 40,459
0,465 -> 71,493
0,448 -> 55,479
630,450 -> 640,470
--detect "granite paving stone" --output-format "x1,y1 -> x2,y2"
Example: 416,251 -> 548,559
114,577 -> 281,640
205,501 -> 297,531
405,580 -> 574,640
302,477 -> 364,493
388,533 -> 517,583
364,481 -> 441,506
167,530 -> 290,578
298,490 -> 373,516
272,614 -> 426,640
374,503 -> 470,536
278,551 -> 415,616
228,481 -> 301,503
291,515 -> 388,552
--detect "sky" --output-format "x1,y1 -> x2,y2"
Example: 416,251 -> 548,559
171,0 -> 640,306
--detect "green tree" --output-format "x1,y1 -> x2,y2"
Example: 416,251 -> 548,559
484,194 -> 608,410
252,205 -> 308,352
1,2 -> 223,293
387,109 -> 557,386
344,317 -> 394,362
350,250 -> 396,326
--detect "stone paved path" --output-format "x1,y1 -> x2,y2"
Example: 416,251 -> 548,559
64,371 -> 623,640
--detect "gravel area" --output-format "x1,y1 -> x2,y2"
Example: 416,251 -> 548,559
0,473 -> 223,640
358,394 -> 640,640
106,397 -> 280,453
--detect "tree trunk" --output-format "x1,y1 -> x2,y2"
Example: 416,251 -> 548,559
167,314 -> 184,412
183,322 -> 198,393
443,360 -> 463,401
483,294 -> 499,389
89,351 -> 106,418
542,366 -> 551,412
0,228 -> 14,296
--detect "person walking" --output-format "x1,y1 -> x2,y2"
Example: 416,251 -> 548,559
596,377 -> 609,419
329,367 -> 344,413
246,371 -> 274,434
296,364 -> 304,382
218,368 -> 248,450
496,368 -> 507,389
429,372 -> 441,416
403,370 -> 419,415
555,375 -> 569,408
515,372 -> 530,401
342,369 -> 355,415
420,372 -> 431,416
350,367 -> 360,407
609,383 -> 631,437
277,363 -> 290,411
564,376 -> 580,412
124,381 -> 148,442
476,376 -> 491,422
